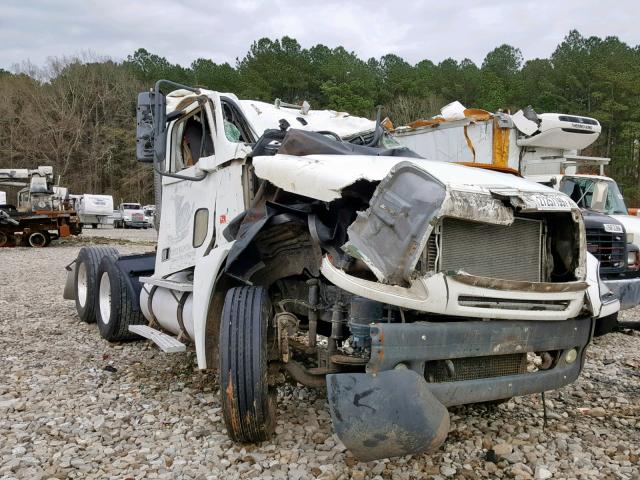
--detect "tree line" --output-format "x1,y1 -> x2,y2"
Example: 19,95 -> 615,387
1,30 -> 639,205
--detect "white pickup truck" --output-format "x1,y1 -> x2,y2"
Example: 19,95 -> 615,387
112,202 -> 148,229
63,81 -> 616,461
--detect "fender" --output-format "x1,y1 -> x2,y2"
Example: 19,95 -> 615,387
585,251 -> 621,319
193,243 -> 233,369
585,251 -> 602,318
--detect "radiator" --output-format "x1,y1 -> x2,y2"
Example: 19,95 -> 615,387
434,217 -> 543,282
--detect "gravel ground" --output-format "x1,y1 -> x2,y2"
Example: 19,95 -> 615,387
77,226 -> 158,243
1,232 -> 639,480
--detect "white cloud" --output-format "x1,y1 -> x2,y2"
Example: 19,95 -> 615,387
1,0 -> 638,70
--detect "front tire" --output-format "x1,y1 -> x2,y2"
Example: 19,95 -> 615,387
74,246 -> 119,323
28,231 -> 49,248
219,286 -> 276,443
95,255 -> 147,341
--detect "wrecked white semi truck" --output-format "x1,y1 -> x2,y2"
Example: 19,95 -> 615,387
64,81 -> 617,461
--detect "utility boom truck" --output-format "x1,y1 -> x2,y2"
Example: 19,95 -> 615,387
64,81 -> 616,461
0,166 -> 81,247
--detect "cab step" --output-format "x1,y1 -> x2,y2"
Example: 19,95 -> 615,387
128,325 -> 186,353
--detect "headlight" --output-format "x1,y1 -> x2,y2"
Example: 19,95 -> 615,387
627,250 -> 638,266
124,215 -> 131,221
627,232 -> 635,244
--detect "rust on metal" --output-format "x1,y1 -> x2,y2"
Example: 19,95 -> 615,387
492,117 -> 510,169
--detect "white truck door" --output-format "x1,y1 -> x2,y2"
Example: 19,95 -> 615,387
155,95 -> 249,277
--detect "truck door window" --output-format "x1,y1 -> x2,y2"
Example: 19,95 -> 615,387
172,107 -> 214,172
192,208 -> 209,248
221,100 -> 254,144
560,176 -> 629,214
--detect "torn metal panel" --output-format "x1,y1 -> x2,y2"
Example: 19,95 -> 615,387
438,190 -> 514,225
253,154 -> 400,202
512,109 -> 539,136
343,162 -> 446,285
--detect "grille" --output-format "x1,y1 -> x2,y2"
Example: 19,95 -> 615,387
586,228 -> 625,272
457,295 -> 569,311
438,218 -> 542,282
424,353 -> 527,383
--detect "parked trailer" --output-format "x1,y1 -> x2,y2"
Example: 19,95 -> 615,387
64,81 -> 616,461
76,194 -> 114,228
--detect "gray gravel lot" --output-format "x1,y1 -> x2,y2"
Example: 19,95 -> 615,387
1,231 -> 639,480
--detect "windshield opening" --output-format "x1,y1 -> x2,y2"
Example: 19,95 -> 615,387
559,176 -> 628,215
123,203 -> 141,210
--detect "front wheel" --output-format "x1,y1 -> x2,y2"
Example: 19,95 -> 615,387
0,231 -> 10,247
28,231 -> 49,247
219,286 -> 276,442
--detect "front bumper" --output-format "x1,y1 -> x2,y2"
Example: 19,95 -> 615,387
604,277 -> 640,310
327,315 -> 592,461
125,221 -> 147,228
322,257 -> 588,321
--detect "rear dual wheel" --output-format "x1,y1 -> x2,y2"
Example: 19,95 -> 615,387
219,286 -> 276,442
95,255 -> 146,341
74,246 -> 119,323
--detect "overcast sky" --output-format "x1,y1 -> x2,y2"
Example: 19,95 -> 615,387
2,0 -> 639,71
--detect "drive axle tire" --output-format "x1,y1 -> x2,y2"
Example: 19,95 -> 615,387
74,246 -> 119,323
219,286 -> 276,443
95,255 -> 147,341
28,231 -> 49,248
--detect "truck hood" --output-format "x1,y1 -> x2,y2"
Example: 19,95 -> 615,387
611,214 -> 640,240
582,209 -> 624,230
253,153 -> 571,202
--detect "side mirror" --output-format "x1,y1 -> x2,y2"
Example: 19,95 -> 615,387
136,92 -> 155,163
136,91 -> 166,163
591,181 -> 608,212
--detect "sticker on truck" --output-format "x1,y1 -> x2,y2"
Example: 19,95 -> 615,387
523,193 -> 573,211
604,223 -> 623,233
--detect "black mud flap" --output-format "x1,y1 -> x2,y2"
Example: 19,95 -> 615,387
326,369 -> 450,461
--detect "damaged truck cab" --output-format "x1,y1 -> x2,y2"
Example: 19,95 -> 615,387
64,81 -> 614,461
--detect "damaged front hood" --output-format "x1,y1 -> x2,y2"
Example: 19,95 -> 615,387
253,153 -> 569,202
254,154 -> 579,285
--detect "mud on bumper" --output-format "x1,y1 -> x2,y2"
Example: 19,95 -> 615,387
327,316 -> 593,461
